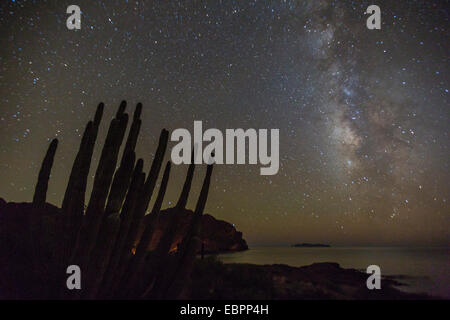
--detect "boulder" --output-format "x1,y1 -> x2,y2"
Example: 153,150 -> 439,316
141,208 -> 248,254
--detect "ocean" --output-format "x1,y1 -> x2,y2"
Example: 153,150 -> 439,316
216,246 -> 450,299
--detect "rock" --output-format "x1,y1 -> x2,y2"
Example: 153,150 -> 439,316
0,198 -> 6,209
291,243 -> 330,247
140,207 -> 248,254
0,199 -> 248,256
190,260 -> 433,300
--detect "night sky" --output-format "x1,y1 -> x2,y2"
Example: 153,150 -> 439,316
0,0 -> 448,246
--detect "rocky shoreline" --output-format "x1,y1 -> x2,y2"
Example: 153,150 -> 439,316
190,258 -> 433,299
0,198 -> 248,255
139,207 -> 248,254
0,198 -> 436,299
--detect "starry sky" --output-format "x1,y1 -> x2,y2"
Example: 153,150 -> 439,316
0,0 -> 448,246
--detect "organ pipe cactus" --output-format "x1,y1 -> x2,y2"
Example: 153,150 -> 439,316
20,100 -> 214,299
33,138 -> 58,206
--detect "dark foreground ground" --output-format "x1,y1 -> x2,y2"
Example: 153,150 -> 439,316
0,199 -> 435,300
189,256 -> 433,300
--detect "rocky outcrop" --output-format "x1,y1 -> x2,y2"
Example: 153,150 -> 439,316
0,198 -> 248,258
139,208 -> 248,254
191,259 -> 433,300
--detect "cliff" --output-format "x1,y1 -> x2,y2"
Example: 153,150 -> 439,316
138,207 -> 248,254
0,198 -> 248,255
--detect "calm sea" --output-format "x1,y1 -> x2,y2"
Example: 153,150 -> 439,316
216,246 -> 450,299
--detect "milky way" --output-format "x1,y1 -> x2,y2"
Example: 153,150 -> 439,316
0,0 -> 448,245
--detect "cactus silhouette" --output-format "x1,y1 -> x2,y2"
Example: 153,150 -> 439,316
33,138 -> 58,206
5,101 -> 214,299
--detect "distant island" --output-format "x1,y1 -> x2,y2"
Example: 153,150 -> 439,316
291,243 -> 330,247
